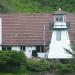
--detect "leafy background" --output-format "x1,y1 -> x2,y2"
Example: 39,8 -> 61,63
0,0 -> 75,13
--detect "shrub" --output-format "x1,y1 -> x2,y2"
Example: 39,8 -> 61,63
0,50 -> 27,73
56,64 -> 74,75
27,59 -> 50,71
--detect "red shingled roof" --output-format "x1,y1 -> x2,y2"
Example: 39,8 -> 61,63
0,13 -> 75,45
1,13 -> 53,45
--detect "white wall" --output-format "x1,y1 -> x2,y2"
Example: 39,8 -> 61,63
25,46 -> 36,58
37,53 -> 48,58
26,46 -> 36,51
11,46 -> 20,51
11,46 -> 36,58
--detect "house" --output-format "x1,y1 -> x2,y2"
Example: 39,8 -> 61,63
0,9 -> 75,58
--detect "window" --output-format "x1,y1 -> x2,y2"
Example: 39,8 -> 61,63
41,46 -> 44,52
56,31 -> 61,41
7,46 -> 11,50
2,46 -> 11,50
2,46 -> 6,50
36,46 -> 40,52
36,46 -> 44,52
56,15 -> 63,22
21,46 -> 25,51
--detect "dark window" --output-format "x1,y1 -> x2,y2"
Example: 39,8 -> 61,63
32,50 -> 37,57
2,46 -> 11,51
2,46 -> 6,50
56,17 -> 59,21
21,46 -> 25,51
56,31 -> 61,41
41,46 -> 44,52
23,46 -> 25,51
36,46 -> 40,52
7,46 -> 11,50
56,16 -> 63,22
36,46 -> 45,52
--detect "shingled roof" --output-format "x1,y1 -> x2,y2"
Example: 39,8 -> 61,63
1,13 -> 53,46
53,8 -> 67,15
0,13 -> 75,46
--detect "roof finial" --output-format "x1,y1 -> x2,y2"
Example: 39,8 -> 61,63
59,8 -> 61,10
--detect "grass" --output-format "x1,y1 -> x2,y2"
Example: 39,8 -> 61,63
0,73 -> 27,75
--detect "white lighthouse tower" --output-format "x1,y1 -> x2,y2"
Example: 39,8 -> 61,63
48,8 -> 72,58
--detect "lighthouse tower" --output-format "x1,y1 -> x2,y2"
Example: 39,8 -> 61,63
48,8 -> 72,58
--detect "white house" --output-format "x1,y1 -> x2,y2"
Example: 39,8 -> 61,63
0,9 -> 74,58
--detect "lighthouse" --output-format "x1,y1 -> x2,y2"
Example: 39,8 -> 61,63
48,8 -> 72,58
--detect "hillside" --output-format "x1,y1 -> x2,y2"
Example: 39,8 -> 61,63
0,0 -> 75,13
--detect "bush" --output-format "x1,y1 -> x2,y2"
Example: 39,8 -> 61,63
27,59 -> 50,71
0,50 -> 27,73
56,64 -> 74,75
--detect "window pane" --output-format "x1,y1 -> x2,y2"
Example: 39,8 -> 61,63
21,46 -> 25,51
7,46 -> 11,50
41,46 -> 44,52
36,46 -> 40,52
60,16 -> 63,22
2,46 -> 6,50
56,17 -> 59,21
56,31 -> 61,41
56,15 -> 63,22
23,46 -> 25,51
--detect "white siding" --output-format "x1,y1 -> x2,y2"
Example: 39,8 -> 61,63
25,46 -> 36,58
37,53 -> 48,58
11,46 -> 20,51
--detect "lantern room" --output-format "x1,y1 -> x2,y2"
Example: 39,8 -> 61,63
50,8 -> 70,30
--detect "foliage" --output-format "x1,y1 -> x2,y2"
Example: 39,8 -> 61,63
56,64 -> 74,75
0,0 -> 75,12
0,50 -> 27,73
27,59 -> 75,74
0,73 -> 27,75
27,59 -> 50,71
